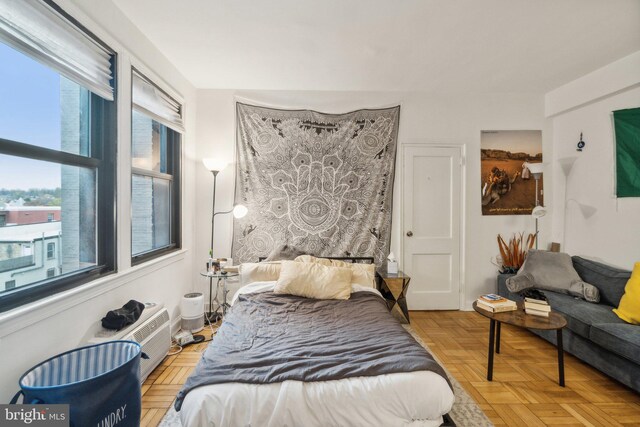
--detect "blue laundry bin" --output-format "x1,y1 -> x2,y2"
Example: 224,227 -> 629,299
11,340 -> 148,427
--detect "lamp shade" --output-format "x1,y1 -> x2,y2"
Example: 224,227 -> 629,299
202,158 -> 228,172
558,157 -> 578,177
531,205 -> 547,219
524,162 -> 544,175
567,199 -> 597,219
232,204 -> 248,219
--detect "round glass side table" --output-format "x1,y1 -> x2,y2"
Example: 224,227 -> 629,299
200,271 -> 239,322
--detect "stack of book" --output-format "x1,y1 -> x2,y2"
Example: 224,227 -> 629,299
524,297 -> 551,317
476,294 -> 517,313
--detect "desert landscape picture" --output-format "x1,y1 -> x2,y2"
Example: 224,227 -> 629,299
481,130 -> 543,215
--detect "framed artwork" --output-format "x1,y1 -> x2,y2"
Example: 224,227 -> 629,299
481,130 -> 543,215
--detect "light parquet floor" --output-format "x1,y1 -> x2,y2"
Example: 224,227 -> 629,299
142,311 -> 640,426
141,327 -> 215,427
412,310 -> 640,426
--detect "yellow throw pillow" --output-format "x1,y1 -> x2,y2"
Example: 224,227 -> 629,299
274,260 -> 353,300
613,262 -> 640,324
294,255 -> 376,288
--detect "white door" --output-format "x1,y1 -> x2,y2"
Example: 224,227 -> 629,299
403,145 -> 463,310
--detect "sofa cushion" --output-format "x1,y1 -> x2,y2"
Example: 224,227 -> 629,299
506,250 -> 600,302
572,256 -> 631,307
543,291 -> 623,338
589,323 -> 640,365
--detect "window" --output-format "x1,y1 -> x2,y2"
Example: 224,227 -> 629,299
130,71 -> 182,264
47,242 -> 55,260
0,2 -> 116,312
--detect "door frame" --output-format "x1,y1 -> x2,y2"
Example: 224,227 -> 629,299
399,142 -> 467,310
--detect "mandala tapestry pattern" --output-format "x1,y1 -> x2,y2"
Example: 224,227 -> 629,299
232,103 -> 400,265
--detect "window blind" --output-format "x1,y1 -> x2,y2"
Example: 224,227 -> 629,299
132,72 -> 184,133
0,0 -> 114,101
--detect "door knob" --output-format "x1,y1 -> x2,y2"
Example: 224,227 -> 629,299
406,231 -> 413,237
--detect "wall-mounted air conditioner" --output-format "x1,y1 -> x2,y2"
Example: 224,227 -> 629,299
89,302 -> 171,382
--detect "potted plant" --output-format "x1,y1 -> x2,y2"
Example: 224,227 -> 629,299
494,232 -> 536,274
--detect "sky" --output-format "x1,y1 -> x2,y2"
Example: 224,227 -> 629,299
480,130 -> 542,156
0,42 -> 62,190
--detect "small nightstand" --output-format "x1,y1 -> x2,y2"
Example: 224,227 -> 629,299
200,271 -> 239,322
377,268 -> 411,323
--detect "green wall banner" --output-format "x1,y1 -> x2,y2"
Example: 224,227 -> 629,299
614,107 -> 640,197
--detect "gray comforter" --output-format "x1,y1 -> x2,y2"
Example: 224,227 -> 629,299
175,290 -> 451,410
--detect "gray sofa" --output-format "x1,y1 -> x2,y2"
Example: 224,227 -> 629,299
497,256 -> 640,393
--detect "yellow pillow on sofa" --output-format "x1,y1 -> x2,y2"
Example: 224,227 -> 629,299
613,262 -> 640,324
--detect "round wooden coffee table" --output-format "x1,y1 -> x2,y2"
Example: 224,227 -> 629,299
473,301 -> 568,386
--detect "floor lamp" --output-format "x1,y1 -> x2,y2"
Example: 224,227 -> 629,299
525,162 -> 545,249
202,158 -> 248,321
559,156 -> 597,247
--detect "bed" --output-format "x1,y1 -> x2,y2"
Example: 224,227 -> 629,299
176,257 -> 455,426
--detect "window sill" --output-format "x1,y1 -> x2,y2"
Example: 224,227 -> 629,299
0,248 -> 187,338
131,245 -> 181,267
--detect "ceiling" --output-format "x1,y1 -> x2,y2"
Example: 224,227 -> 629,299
111,0 -> 640,93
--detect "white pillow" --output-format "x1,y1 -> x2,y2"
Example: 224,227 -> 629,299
294,255 -> 376,288
239,262 -> 281,286
274,261 -> 353,300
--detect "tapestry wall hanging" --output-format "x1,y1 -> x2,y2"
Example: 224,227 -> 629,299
232,102 -> 400,265
481,130 -> 543,215
613,107 -> 640,197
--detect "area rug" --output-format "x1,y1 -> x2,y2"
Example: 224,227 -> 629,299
232,103 -> 400,266
159,325 -> 493,427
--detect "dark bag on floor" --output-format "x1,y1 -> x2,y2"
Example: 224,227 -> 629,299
101,300 -> 145,331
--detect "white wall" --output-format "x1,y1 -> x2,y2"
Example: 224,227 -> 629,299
194,90 -> 552,309
0,0 -> 197,402
548,51 -> 640,269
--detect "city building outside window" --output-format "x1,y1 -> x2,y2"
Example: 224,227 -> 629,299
0,2 -> 116,312
47,242 -> 55,260
130,70 -> 182,264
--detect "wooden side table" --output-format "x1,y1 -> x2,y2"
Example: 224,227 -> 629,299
377,268 -> 411,323
473,301 -> 567,386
